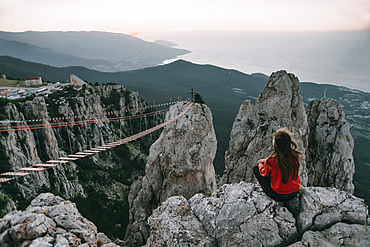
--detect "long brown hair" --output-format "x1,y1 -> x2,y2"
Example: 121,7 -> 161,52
268,128 -> 303,184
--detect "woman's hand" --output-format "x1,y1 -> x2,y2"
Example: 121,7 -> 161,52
257,159 -> 266,164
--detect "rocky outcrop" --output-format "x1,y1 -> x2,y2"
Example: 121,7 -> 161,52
0,193 -> 118,247
125,102 -> 217,246
145,183 -> 369,247
285,186 -> 368,233
220,70 -> 309,186
288,223 -> 370,247
189,182 -> 298,247
144,196 -> 215,247
0,85 -> 156,240
306,98 -> 355,193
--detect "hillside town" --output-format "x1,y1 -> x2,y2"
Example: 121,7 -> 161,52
0,74 -> 87,100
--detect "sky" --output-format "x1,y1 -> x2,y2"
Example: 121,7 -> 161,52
0,0 -> 369,35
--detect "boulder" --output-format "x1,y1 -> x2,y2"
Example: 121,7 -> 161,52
146,182 -> 298,247
288,222 -> 370,247
145,183 -> 369,246
144,196 -> 215,247
285,187 -> 368,233
0,193 -> 118,247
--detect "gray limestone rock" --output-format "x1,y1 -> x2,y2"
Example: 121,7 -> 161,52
144,183 -> 369,247
0,193 -> 117,247
189,182 -> 298,247
220,70 -> 309,186
288,222 -> 370,247
285,187 -> 368,234
306,98 -> 355,193
144,195 -> 215,247
125,102 -> 217,246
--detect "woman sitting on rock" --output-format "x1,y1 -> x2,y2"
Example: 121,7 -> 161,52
253,127 -> 302,202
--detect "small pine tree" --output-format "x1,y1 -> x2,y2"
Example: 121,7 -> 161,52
194,93 -> 205,104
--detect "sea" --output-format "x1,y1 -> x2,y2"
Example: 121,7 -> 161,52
142,30 -> 370,92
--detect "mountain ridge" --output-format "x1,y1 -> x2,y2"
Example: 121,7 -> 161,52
0,30 -> 190,71
1,55 -> 369,204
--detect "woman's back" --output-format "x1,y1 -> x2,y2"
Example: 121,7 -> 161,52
266,156 -> 301,194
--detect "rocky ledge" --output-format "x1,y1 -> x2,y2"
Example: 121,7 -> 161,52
0,193 -> 118,247
145,182 -> 370,247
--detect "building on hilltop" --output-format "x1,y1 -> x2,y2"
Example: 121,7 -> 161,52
25,76 -> 42,86
70,74 -> 87,87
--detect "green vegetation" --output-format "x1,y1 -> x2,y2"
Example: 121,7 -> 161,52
0,194 -> 9,218
194,93 -> 205,104
71,142 -> 149,239
0,98 -> 8,120
101,89 -> 121,110
72,190 -> 129,239
0,78 -> 25,87
0,140 -> 11,173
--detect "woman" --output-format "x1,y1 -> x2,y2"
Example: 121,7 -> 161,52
253,127 -> 302,202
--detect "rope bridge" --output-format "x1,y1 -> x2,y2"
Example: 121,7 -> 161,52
0,101 -> 193,183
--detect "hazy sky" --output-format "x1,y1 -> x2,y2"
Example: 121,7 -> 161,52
1,0 -> 369,35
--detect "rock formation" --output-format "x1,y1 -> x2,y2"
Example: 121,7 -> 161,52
0,84 -> 157,239
0,85 -> 146,200
288,223 -> 370,246
0,193 -> 118,246
125,102 -> 217,246
144,196 -> 215,247
306,98 -> 355,193
144,183 -> 369,247
220,70 -> 309,186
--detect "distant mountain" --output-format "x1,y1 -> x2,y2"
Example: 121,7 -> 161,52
0,56 -> 267,173
1,56 -> 369,204
0,39 -> 114,70
0,31 -> 190,72
154,40 -> 178,47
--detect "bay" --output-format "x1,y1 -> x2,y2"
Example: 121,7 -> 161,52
143,30 -> 370,92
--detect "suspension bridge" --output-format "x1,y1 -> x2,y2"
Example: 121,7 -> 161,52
0,100 -> 193,183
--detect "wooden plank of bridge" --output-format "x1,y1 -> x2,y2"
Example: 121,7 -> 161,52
33,164 -> 58,168
68,154 -> 87,158
0,172 -> 30,176
19,167 -> 46,171
84,150 -> 100,153
76,152 -> 94,155
59,157 -> 78,161
91,148 -> 107,151
0,178 -> 12,183
46,160 -> 69,164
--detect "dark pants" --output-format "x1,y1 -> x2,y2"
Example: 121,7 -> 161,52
253,166 -> 298,202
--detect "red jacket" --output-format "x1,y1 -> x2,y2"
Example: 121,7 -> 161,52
258,156 -> 301,194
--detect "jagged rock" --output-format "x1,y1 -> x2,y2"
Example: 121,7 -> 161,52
285,187 -> 368,234
144,196 -> 215,247
146,182 -> 298,247
189,182 -> 298,247
125,102 -> 217,246
0,193 -> 118,247
220,70 -> 309,186
145,183 -> 369,247
0,84 -> 156,239
306,98 -> 355,193
288,222 -> 370,247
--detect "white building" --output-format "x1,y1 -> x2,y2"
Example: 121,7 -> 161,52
25,76 -> 42,86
